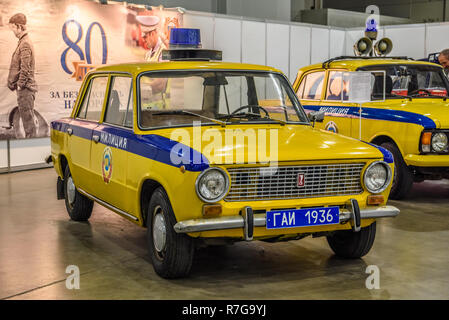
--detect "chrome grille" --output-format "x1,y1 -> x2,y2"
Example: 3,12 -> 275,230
225,163 -> 365,201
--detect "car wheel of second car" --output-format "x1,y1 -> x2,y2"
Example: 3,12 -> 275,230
380,142 -> 413,199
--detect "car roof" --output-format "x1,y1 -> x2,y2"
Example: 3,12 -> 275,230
298,57 -> 443,74
92,61 -> 282,77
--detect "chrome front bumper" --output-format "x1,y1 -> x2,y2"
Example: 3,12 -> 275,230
174,203 -> 400,240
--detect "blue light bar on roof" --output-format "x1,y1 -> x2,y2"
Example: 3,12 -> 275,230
169,28 -> 202,48
365,18 -> 378,33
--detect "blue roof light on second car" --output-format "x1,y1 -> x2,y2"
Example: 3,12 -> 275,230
365,18 -> 378,33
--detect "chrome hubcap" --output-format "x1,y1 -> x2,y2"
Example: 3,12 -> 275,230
67,176 -> 76,205
152,206 -> 166,254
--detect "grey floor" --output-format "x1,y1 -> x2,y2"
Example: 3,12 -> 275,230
0,168 -> 448,300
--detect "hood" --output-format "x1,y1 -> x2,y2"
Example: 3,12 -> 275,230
152,124 -> 383,166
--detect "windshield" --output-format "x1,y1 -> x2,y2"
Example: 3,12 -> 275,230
138,71 -> 308,129
359,64 -> 449,99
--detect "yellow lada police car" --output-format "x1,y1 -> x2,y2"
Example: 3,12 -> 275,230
49,29 -> 399,278
294,56 -> 449,199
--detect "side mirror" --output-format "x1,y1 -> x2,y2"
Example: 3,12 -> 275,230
308,110 -> 325,123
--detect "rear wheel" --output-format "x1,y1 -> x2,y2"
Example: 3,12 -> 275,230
147,187 -> 194,278
380,142 -> 413,199
327,222 -> 376,258
63,165 -> 93,221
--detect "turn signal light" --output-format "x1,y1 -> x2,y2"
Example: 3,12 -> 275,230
421,132 -> 432,152
367,195 -> 384,205
202,204 -> 222,217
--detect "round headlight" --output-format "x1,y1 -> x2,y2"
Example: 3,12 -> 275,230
195,168 -> 230,202
363,161 -> 392,194
431,133 -> 448,152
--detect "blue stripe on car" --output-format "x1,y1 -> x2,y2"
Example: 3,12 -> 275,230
304,105 -> 436,129
361,141 -> 394,164
51,120 -> 209,172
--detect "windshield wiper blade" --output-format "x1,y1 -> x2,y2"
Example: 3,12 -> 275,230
218,112 -> 286,125
152,110 -> 227,127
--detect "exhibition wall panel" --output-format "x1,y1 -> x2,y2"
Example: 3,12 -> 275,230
289,25 -> 311,82
383,24 -> 426,59
213,17 -> 242,63
310,27 -> 330,64
9,138 -> 50,168
329,29 -> 346,58
183,13 -> 215,50
266,22 -> 290,78
0,141 -> 7,171
426,23 -> 449,55
241,20 -> 266,66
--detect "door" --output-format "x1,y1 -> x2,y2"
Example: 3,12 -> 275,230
320,70 -> 356,137
67,76 -> 108,194
296,70 -> 326,114
89,75 -> 135,214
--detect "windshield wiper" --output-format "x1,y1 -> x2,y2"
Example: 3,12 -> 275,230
217,112 -> 286,125
152,110 -> 227,127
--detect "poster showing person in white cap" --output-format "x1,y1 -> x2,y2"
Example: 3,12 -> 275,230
136,15 -> 166,62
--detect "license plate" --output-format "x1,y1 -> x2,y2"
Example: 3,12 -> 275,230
266,206 -> 340,229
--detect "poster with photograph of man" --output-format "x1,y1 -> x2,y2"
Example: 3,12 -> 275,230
0,0 -> 184,141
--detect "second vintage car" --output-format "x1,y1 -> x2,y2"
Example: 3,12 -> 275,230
49,29 -> 399,278
293,56 -> 449,199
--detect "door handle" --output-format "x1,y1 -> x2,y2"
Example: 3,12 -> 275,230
67,128 -> 73,136
92,135 -> 100,143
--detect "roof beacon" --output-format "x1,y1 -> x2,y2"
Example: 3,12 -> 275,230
353,18 -> 392,57
162,28 -> 222,61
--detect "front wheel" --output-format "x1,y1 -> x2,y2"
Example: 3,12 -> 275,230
147,187 -> 194,278
380,142 -> 413,199
326,222 -> 376,258
63,165 -> 93,221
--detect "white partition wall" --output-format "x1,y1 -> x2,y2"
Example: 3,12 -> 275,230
241,20 -> 266,65
9,138 -> 51,168
0,141 -> 7,171
426,23 -> 449,55
329,29 -> 346,58
183,13 -> 215,50
310,27 -> 330,64
214,17 -> 242,63
383,24 -> 426,59
289,25 -> 311,82
266,22 -> 290,78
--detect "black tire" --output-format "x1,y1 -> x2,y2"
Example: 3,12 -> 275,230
63,165 -> 93,221
380,142 -> 413,199
147,187 -> 194,279
326,222 -> 376,258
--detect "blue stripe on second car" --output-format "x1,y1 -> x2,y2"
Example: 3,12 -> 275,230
304,105 -> 436,129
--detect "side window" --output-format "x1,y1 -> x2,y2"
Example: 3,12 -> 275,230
77,76 -> 108,121
104,77 -> 133,128
296,77 -> 306,99
301,71 -> 325,100
326,71 -> 349,101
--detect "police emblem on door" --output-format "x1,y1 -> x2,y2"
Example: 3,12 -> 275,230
102,147 -> 112,183
297,173 -> 305,187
